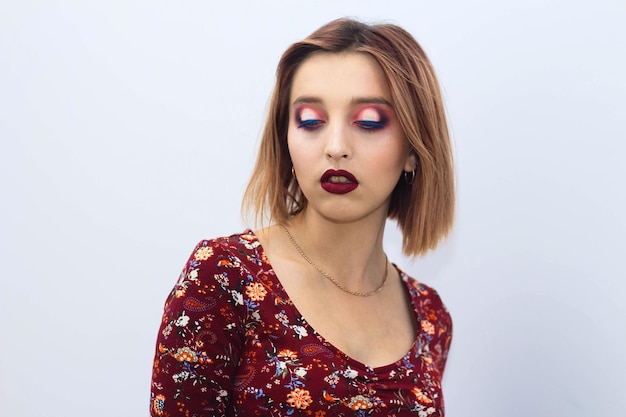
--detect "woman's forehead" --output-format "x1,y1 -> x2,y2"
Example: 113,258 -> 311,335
289,52 -> 392,107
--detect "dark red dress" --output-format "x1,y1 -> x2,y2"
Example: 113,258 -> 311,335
150,230 -> 452,416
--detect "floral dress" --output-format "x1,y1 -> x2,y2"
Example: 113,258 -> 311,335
150,231 -> 452,416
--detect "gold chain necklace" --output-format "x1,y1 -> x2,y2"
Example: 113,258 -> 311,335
281,225 -> 388,297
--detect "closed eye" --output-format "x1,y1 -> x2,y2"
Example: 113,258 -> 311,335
298,119 -> 325,130
352,106 -> 389,132
354,120 -> 386,130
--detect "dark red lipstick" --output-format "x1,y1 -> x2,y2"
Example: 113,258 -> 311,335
320,169 -> 359,194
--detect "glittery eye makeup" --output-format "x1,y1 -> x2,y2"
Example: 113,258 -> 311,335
294,105 -> 326,130
352,106 -> 389,131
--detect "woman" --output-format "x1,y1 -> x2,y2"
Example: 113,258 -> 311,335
150,18 -> 454,416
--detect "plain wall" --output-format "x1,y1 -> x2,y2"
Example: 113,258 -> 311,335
1,1 -> 625,416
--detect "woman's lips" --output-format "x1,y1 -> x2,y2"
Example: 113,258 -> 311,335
320,169 -> 358,194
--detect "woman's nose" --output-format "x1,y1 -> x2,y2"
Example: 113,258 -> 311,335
324,124 -> 352,160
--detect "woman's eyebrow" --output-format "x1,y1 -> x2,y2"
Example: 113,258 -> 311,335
351,96 -> 393,107
292,96 -> 323,106
292,96 -> 392,107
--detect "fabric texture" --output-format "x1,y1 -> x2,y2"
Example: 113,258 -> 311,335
150,230 -> 452,416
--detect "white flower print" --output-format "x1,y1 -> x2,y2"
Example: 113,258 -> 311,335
214,273 -> 229,286
294,367 -> 308,378
291,325 -> 308,339
275,311 -> 289,326
216,389 -> 228,403
175,312 -> 190,327
172,371 -> 191,383
232,290 -> 244,305
162,323 -> 173,337
324,373 -> 340,386
418,407 -> 436,417
243,240 -> 260,250
188,268 -> 199,281
343,367 -> 358,379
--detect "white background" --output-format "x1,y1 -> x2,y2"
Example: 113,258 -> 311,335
1,1 -> 625,416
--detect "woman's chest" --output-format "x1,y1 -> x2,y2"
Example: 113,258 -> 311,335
227,291 -> 445,416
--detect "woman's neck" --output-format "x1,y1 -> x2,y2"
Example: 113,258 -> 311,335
283,211 -> 388,288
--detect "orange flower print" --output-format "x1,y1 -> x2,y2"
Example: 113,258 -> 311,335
245,282 -> 268,301
174,347 -> 198,362
152,394 -> 166,416
348,395 -> 373,410
315,411 -> 327,417
286,388 -> 313,409
277,349 -> 298,360
194,246 -> 213,261
421,320 -> 435,335
412,387 -> 433,404
426,310 -> 438,322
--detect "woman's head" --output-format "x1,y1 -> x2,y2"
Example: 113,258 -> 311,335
243,18 -> 455,256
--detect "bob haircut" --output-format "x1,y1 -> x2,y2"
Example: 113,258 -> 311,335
242,18 -> 455,257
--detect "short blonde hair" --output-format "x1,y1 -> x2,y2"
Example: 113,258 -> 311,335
242,18 -> 455,256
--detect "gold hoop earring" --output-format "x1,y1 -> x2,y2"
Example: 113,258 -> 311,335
404,169 -> 416,185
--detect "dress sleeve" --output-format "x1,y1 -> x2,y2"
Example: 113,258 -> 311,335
423,288 -> 453,375
408,277 -> 453,376
149,239 -> 248,417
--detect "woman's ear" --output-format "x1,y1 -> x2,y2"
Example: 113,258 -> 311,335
404,151 -> 418,172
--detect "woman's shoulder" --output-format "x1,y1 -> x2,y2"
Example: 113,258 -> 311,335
167,230 -> 268,310
193,229 -> 260,252
176,230 -> 267,286
396,266 -> 452,324
188,229 -> 264,264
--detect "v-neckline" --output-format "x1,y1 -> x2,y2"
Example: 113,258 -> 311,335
245,229 -> 423,372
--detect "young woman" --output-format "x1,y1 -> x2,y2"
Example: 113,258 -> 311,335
150,18 -> 455,416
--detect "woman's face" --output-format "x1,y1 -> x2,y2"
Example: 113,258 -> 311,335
287,52 -> 416,224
